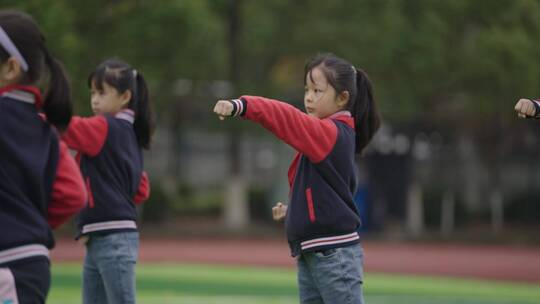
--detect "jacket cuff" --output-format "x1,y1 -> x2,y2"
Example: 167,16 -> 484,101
230,98 -> 247,117
528,99 -> 540,118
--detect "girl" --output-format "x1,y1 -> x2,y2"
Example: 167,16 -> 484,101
0,10 -> 86,304
213,53 -> 380,304
61,58 -> 153,303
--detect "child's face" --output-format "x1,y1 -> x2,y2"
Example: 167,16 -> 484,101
90,81 -> 130,115
304,67 -> 348,119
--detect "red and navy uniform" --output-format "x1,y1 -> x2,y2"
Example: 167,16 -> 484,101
0,85 -> 86,302
62,109 -> 150,237
232,96 -> 361,257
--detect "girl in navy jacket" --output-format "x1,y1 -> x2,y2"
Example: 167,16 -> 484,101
0,10 -> 86,304
213,53 -> 380,304
62,59 -> 153,304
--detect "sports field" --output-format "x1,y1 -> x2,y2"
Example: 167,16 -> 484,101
48,263 -> 540,304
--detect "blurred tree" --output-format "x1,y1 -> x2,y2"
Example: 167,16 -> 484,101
3,0 -> 540,227
3,0 -> 539,123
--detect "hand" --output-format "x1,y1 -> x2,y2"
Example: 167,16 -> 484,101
272,202 -> 287,221
515,98 -> 536,118
78,235 -> 89,245
213,100 -> 234,120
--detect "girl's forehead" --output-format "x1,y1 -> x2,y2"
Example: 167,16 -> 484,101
306,67 -> 328,86
90,79 -> 114,91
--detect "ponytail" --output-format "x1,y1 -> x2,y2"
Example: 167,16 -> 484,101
132,72 -> 153,150
350,68 -> 380,154
42,48 -> 72,130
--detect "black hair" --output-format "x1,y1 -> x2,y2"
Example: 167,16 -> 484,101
0,9 -> 72,130
305,53 -> 381,154
88,58 -> 154,149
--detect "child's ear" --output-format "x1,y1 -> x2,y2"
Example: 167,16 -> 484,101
120,90 -> 132,107
1,57 -> 24,84
336,91 -> 350,109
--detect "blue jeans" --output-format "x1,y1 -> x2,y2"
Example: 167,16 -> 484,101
297,243 -> 364,304
83,231 -> 139,304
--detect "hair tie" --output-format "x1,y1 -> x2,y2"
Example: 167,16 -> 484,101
0,25 -> 29,71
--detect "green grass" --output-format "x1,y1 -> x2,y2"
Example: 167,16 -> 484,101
49,263 -> 540,304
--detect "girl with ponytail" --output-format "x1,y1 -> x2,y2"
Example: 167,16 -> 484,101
0,10 -> 86,303
61,58 -> 154,303
213,53 -> 380,304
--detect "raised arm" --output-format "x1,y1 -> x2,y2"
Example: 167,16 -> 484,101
213,96 -> 338,163
61,116 -> 108,156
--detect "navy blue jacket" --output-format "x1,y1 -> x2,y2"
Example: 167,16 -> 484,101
234,96 -> 361,257
62,109 -> 150,236
0,85 -> 85,257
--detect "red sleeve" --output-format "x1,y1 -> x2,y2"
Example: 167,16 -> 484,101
241,95 -> 338,163
47,140 -> 87,229
134,171 -> 150,204
61,116 -> 108,157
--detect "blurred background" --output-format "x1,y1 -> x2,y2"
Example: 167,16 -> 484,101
3,0 -> 540,302
7,0 -> 540,240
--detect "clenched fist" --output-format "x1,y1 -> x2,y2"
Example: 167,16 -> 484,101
272,202 -> 287,221
514,98 -> 537,118
213,100 -> 234,120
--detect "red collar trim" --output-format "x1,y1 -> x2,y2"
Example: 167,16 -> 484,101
0,85 -> 43,108
329,111 -> 355,129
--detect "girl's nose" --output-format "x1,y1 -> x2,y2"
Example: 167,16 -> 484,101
305,92 -> 314,103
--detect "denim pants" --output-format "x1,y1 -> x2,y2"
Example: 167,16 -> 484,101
83,231 -> 139,304
297,243 -> 364,304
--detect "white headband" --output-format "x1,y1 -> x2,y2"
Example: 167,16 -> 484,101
0,25 -> 29,71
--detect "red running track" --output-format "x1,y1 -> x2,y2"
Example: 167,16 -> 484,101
51,238 -> 540,283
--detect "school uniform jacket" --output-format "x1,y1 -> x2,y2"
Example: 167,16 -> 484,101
62,109 -> 150,237
0,85 -> 86,265
231,96 -> 361,257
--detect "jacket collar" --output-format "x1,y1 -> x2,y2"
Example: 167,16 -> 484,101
329,111 -> 354,129
0,85 -> 42,108
114,109 -> 135,124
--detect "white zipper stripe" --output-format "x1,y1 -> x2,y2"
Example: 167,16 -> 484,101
237,99 -> 243,116
300,232 -> 359,250
82,220 -> 137,234
2,91 -> 35,104
301,235 -> 359,250
301,232 -> 359,246
0,244 -> 49,265
231,99 -> 242,116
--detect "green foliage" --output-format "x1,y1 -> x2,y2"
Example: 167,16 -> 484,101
2,0 -> 540,129
1,0 -> 226,116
